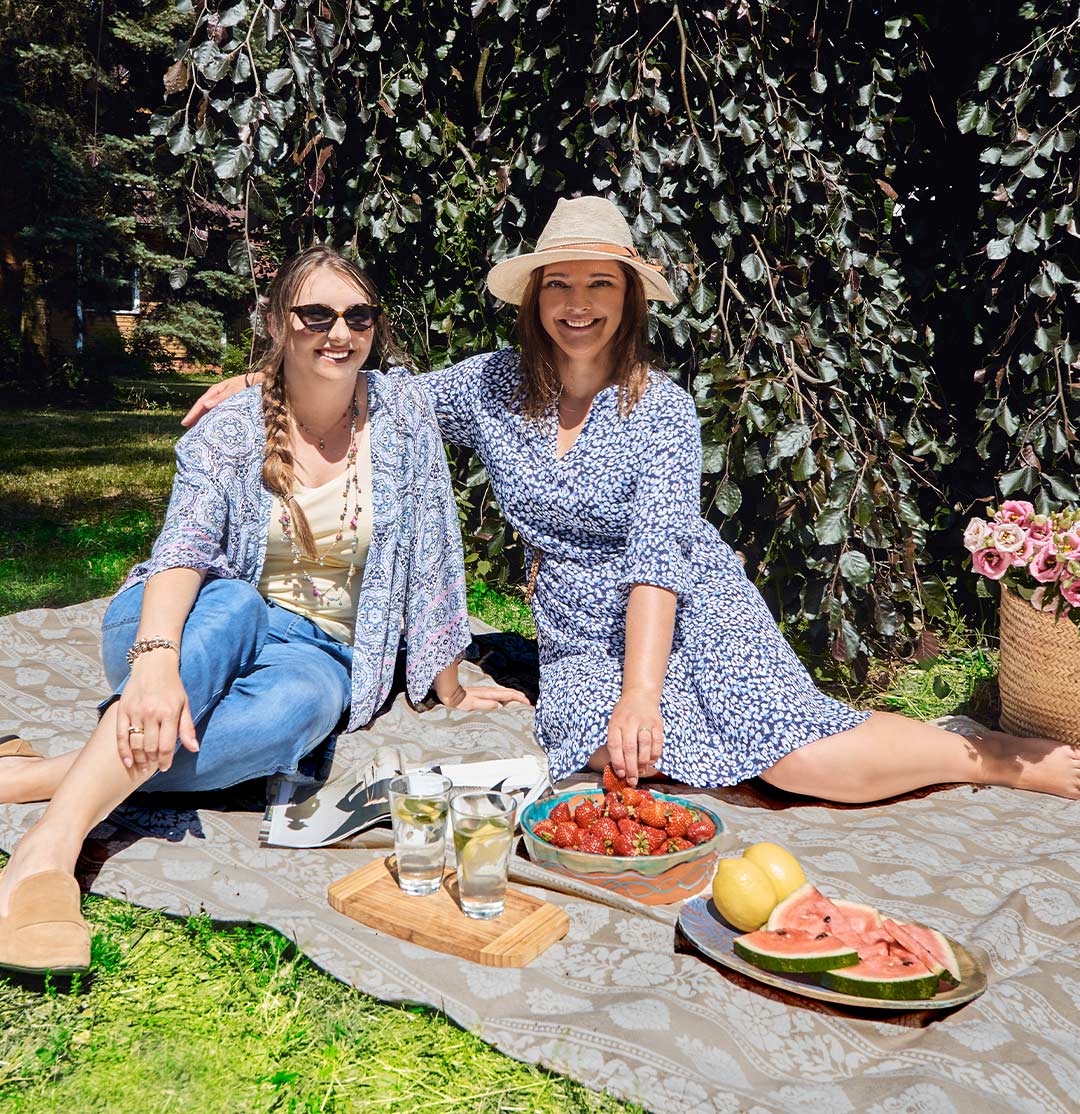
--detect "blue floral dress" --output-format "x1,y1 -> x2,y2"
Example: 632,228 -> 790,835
423,349 -> 869,786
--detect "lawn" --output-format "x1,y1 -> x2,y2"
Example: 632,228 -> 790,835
0,383 -> 997,1112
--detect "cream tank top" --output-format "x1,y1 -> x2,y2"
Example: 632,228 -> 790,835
257,420 -> 373,643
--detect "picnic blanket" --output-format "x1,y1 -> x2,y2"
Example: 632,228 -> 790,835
2,599 -> 1079,1113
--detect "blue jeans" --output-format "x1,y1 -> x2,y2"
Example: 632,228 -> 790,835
101,578 -> 352,793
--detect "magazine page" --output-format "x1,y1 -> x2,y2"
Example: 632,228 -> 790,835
261,752 -> 549,848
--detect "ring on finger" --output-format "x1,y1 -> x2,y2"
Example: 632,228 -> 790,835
128,726 -> 145,735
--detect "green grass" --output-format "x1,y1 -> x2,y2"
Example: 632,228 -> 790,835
0,882 -> 637,1114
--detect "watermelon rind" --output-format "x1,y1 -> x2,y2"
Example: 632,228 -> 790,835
733,931 -> 860,974
820,964 -> 939,1000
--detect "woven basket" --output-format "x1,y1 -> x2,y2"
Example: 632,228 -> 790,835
998,588 -> 1080,746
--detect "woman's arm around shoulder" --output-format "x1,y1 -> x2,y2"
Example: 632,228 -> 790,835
416,348 -> 521,449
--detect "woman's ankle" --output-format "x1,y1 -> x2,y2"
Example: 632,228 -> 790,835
1,822 -> 80,886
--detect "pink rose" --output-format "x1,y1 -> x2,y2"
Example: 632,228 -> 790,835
1030,546 -> 1063,583
996,500 -> 1035,527
972,546 -> 1010,580
963,518 -> 993,553
990,522 -> 1028,553
1060,576 -> 1080,609
1010,536 -> 1035,566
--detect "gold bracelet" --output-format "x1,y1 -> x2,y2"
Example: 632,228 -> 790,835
126,637 -> 179,666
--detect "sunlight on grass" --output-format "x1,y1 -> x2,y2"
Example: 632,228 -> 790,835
0,887 -> 638,1114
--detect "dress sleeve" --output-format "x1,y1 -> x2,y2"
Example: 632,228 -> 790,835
401,383 -> 474,701
416,350 -> 499,449
136,420 -> 234,582
616,386 -> 701,597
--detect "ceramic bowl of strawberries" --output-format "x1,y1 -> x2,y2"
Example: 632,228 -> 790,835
519,768 -> 726,906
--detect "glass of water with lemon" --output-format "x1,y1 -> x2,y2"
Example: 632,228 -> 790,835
450,791 -> 516,919
388,773 -> 452,896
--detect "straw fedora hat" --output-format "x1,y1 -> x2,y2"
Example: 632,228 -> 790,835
486,196 -> 677,305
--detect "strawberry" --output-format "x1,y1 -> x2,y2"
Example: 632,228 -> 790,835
616,818 -> 643,837
612,833 -> 641,857
606,796 -> 629,821
577,831 -> 607,855
665,817 -> 690,839
661,836 -> 693,854
617,786 -> 643,808
602,763 -> 627,794
643,825 -> 667,854
637,789 -> 655,802
573,800 -> 600,829
591,817 -> 619,844
552,822 -> 580,849
549,801 -> 572,826
685,819 -> 716,845
532,819 -> 557,842
628,829 -> 653,855
635,800 -> 665,829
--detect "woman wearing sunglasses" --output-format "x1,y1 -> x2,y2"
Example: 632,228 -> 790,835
183,200 -> 1078,807
0,245 -> 525,977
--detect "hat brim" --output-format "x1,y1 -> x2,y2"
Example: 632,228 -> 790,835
486,249 -> 677,305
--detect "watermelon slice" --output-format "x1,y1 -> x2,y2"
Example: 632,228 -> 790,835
820,952 -> 940,1000
765,883 -> 849,935
733,929 -> 860,974
883,919 -> 961,984
831,900 -> 883,932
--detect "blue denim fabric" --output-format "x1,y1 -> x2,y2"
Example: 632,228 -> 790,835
101,578 -> 352,793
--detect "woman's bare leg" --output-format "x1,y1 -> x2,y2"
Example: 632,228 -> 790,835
0,751 -> 80,804
0,702 -> 154,916
759,710 -> 1080,803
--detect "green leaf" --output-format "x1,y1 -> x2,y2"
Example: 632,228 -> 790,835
839,550 -> 872,587
227,238 -> 252,277
715,480 -> 742,516
999,466 -> 1036,496
815,508 -> 850,545
322,112 -> 346,143
213,142 -> 253,179
957,102 -> 980,134
265,67 -> 292,94
1013,223 -> 1039,252
810,71 -> 827,93
986,237 -> 1011,260
740,197 -> 764,223
792,446 -> 818,481
740,253 -> 765,282
1046,473 -> 1080,501
773,423 -> 811,460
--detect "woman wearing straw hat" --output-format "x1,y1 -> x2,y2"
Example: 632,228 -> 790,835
187,198 -> 1079,801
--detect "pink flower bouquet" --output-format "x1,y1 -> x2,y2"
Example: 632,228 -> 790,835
964,500 -> 1080,626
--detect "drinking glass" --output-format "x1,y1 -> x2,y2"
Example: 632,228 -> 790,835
450,791 -> 516,919
388,773 -> 451,896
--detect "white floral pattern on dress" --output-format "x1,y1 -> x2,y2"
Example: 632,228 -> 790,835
422,349 -> 868,785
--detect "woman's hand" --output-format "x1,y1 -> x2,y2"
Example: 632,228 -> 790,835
115,653 -> 199,772
441,683 -> 532,711
181,373 -> 259,428
606,690 -> 664,786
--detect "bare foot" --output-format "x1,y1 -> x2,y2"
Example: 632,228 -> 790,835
0,752 -> 76,805
975,732 -> 1080,799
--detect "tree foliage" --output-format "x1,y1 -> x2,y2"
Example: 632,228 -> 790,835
148,0 -> 1077,668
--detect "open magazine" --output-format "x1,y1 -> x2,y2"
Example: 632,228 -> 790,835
260,751 -> 549,848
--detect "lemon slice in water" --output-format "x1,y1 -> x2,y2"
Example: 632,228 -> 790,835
458,819 -> 511,871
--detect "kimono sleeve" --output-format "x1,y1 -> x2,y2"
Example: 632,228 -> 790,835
616,389 -> 702,597
401,386 -> 473,701
136,421 -> 233,581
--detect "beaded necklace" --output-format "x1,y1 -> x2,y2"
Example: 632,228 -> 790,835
278,388 -> 363,605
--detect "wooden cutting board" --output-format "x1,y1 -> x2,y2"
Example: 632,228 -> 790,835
328,856 -> 570,968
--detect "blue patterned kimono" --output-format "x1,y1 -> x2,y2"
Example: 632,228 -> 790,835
122,372 -> 471,730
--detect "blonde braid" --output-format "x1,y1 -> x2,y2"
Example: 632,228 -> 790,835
261,361 -> 318,559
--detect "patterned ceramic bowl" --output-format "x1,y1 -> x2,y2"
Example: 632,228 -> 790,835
519,789 -> 726,906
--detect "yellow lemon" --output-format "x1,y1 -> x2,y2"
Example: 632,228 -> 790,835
711,857 -> 778,932
743,842 -> 807,902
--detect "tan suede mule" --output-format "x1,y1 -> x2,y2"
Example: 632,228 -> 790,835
0,870 -> 91,976
0,736 -> 44,761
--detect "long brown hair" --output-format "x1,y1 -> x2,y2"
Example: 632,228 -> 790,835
253,245 -> 409,558
513,262 -> 658,421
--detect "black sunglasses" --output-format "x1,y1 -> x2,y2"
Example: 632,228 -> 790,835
291,303 -> 383,332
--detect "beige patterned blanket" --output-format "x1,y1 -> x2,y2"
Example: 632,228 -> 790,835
2,600 -> 1078,1113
